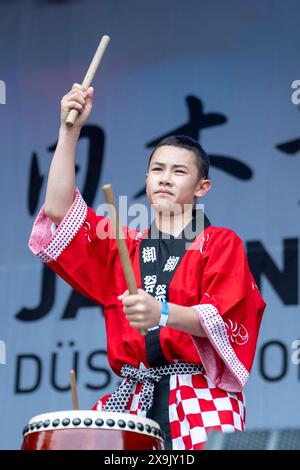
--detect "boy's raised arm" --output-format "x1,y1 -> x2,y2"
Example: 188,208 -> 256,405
44,83 -> 94,225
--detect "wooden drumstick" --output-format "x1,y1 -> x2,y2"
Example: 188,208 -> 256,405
102,184 -> 148,337
70,369 -> 79,410
66,34 -> 110,127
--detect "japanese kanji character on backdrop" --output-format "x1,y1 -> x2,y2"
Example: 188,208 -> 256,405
29,84 -> 266,450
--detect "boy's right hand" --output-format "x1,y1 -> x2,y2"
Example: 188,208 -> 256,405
60,83 -> 94,131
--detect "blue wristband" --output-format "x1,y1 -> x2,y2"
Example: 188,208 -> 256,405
159,301 -> 169,327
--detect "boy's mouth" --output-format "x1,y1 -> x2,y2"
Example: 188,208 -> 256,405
155,189 -> 174,196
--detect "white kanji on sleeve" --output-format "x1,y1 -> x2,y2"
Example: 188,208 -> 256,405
144,275 -> 157,293
155,284 -> 167,302
142,246 -> 156,263
163,256 -> 180,272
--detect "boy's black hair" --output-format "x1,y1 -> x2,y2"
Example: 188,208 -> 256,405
147,135 -> 210,180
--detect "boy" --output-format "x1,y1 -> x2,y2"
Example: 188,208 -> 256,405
29,83 -> 266,450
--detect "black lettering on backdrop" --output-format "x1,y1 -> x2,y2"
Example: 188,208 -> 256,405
260,341 -> 288,382
15,354 -> 42,393
28,152 -> 44,215
62,290 -> 98,320
50,341 -> 79,392
247,238 -> 298,305
16,267 -> 56,321
85,350 -> 111,390
14,346 -> 112,394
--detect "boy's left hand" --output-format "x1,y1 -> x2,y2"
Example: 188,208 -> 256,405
118,289 -> 161,330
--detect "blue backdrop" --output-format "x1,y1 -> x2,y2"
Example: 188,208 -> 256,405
0,0 -> 299,449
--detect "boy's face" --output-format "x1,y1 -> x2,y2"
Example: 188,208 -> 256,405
145,145 -> 211,214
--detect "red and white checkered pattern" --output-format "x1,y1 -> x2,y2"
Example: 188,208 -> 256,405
169,372 -> 245,450
93,372 -> 245,451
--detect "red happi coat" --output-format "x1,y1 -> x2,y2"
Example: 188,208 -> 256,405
29,188 -> 266,450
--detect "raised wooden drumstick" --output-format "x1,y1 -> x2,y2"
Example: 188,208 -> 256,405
102,184 -> 148,337
66,34 -> 110,127
70,369 -> 79,410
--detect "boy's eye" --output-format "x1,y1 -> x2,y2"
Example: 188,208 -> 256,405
151,167 -> 186,174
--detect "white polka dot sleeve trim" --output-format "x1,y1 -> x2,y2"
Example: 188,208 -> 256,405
191,304 -> 249,391
28,187 -> 87,263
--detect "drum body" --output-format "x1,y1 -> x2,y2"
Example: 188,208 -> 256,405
21,410 -> 165,450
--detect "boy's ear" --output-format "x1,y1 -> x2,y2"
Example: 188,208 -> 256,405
145,173 -> 148,182
194,179 -> 212,198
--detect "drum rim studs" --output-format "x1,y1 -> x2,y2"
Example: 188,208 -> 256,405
84,418 -> 93,426
106,419 -> 115,427
22,412 -> 165,443
72,418 -> 81,426
117,419 -> 126,428
62,418 -> 71,427
95,418 -> 104,426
